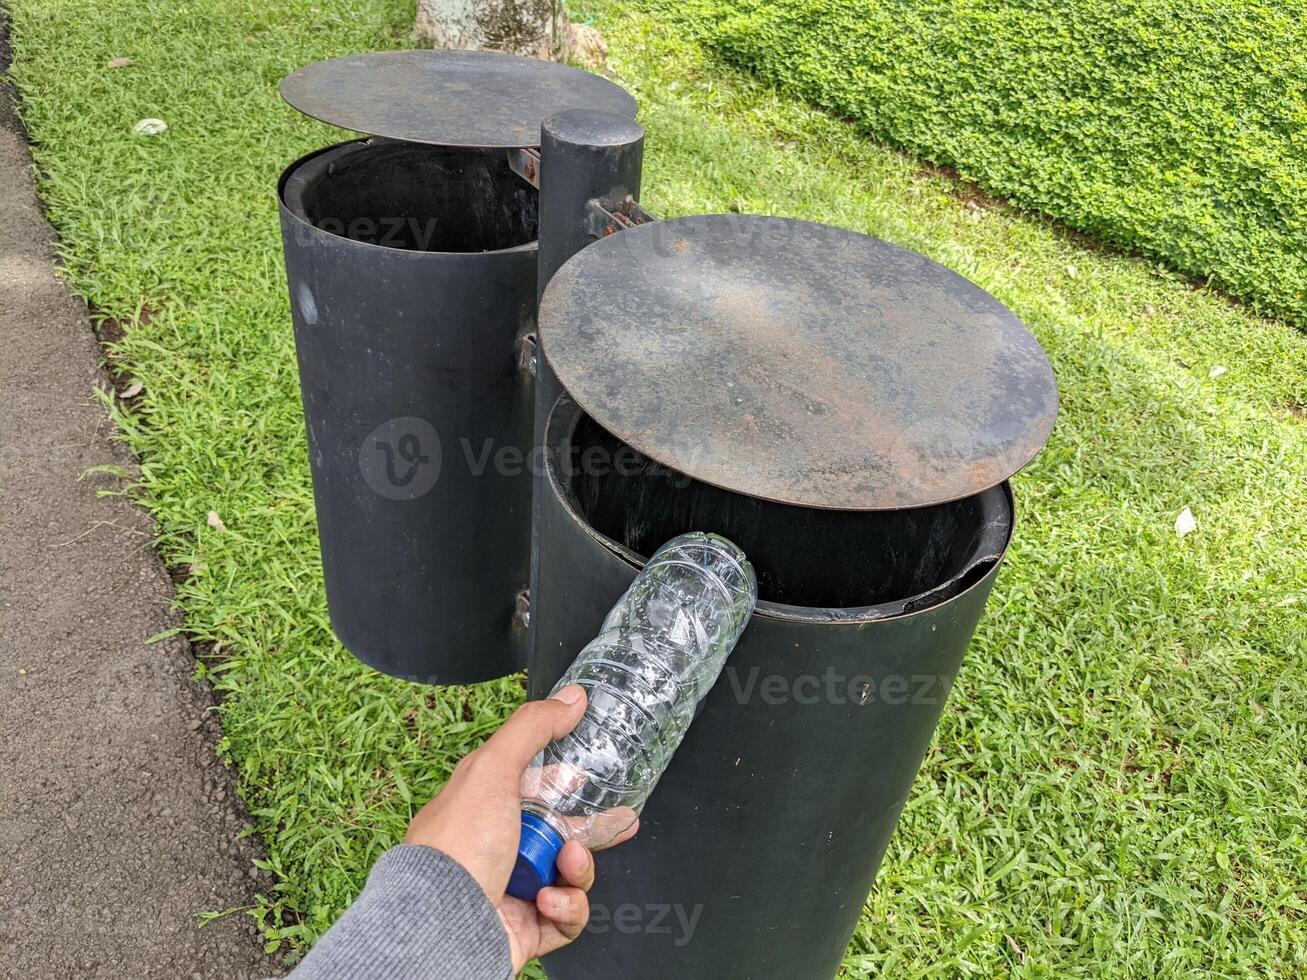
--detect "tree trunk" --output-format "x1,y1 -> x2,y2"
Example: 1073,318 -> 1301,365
414,0 -> 568,61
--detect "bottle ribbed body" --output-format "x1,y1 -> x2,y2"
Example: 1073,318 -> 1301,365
521,532 -> 757,848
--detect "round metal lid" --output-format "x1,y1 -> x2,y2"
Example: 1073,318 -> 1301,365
540,215 -> 1057,511
279,50 -> 637,148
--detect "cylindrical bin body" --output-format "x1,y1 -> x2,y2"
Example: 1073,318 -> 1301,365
279,138 -> 538,683
530,398 -> 1015,979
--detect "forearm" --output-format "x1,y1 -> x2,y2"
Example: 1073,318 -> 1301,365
287,845 -> 513,980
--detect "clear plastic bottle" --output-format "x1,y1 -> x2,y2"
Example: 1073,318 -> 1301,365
507,532 -> 757,900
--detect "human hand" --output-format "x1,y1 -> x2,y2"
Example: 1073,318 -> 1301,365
404,686 -> 640,971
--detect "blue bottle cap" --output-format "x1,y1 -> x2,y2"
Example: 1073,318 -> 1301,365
507,811 -> 564,901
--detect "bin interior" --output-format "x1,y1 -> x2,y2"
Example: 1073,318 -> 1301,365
282,139 -> 538,252
555,409 -> 1012,615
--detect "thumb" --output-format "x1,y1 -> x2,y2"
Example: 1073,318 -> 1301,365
478,685 -> 587,774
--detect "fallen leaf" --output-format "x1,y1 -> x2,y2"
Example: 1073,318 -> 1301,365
1065,264 -> 1078,280
120,379 -> 144,398
1006,935 -> 1026,964
1209,365 -> 1227,379
206,510 -> 227,531
1174,507 -> 1197,538
106,57 -> 133,69
132,117 -> 168,136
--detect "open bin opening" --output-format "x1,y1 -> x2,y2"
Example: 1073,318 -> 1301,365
280,139 -> 538,252
549,402 -> 1013,617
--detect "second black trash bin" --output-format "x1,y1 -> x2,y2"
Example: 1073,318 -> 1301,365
279,138 -> 539,682
275,50 -> 638,683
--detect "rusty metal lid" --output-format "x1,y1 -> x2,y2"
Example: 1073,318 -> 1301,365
540,215 -> 1057,511
279,50 -> 637,148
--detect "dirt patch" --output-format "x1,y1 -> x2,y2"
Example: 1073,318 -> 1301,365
915,161 -> 1007,212
92,303 -> 160,345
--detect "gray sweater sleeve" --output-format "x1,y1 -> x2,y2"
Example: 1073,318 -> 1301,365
287,845 -> 514,980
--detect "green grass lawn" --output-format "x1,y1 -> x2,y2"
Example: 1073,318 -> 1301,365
637,0 -> 1307,325
8,0 -> 1307,974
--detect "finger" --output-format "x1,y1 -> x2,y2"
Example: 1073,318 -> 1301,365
555,840 -> 595,892
593,817 -> 640,851
478,686 -> 587,773
536,886 -> 590,940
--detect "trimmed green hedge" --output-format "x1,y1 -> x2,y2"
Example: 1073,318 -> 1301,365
637,0 -> 1307,323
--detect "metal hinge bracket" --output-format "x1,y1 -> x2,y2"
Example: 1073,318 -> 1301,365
507,147 -> 541,188
585,196 -> 657,238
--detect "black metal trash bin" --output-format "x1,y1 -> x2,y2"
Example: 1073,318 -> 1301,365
275,51 -> 636,683
532,397 -> 1013,978
279,138 -> 539,682
528,214 -> 1057,977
